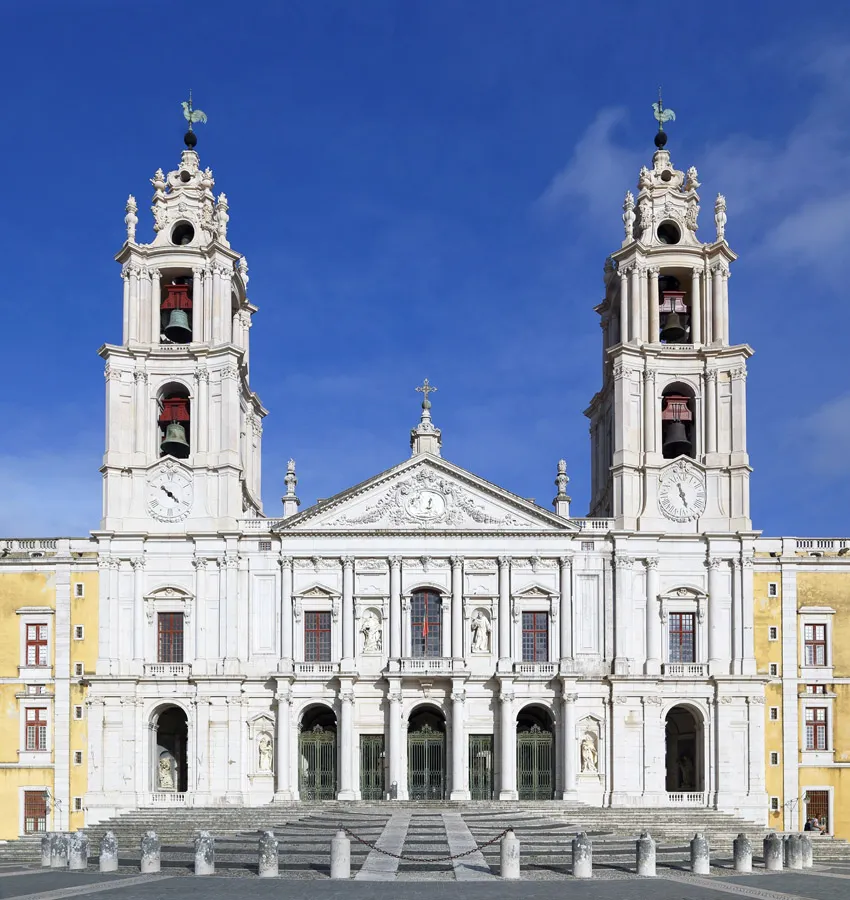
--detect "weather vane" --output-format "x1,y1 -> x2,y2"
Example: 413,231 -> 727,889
416,378 -> 437,408
651,87 -> 676,148
181,90 -> 208,148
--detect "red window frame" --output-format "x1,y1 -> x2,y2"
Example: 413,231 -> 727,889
521,612 -> 549,662
411,591 -> 442,658
157,612 -> 184,663
23,791 -> 47,834
25,708 -> 48,751
805,707 -> 828,751
25,624 -> 48,667
804,624 -> 827,667
669,612 -> 696,663
304,611 -> 332,662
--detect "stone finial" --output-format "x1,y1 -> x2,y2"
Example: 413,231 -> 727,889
238,255 -> 249,286
68,831 -> 89,871
553,459 -> 571,518
140,831 -> 161,874
258,830 -> 279,878
715,193 -> 727,242
623,191 -> 636,242
282,458 -> 300,518
685,166 -> 701,191
410,378 -> 442,457
99,831 -> 118,873
572,832 -> 592,879
636,831 -> 656,877
733,833 -> 752,873
194,830 -> 215,876
690,832 -> 710,875
216,193 -> 229,243
125,195 -> 138,243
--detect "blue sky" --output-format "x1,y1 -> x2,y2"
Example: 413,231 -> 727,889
2,1 -> 850,537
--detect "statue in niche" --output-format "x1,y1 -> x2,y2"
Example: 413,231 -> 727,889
258,733 -> 273,772
158,753 -> 175,790
360,610 -> 382,653
678,755 -> 695,790
471,610 -> 491,653
580,733 -> 598,773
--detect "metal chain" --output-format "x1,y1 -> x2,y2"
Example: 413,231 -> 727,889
341,825 -> 511,862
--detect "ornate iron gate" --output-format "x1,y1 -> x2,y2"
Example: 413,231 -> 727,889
298,724 -> 337,800
469,734 -> 493,800
360,734 -> 385,800
517,724 -> 554,800
407,723 -> 445,800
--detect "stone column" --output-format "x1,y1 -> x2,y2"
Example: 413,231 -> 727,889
195,367 -> 209,454
387,687 -> 402,799
630,265 -> 641,342
644,558 -> 661,675
195,698 -> 211,799
224,554 -> 239,666
731,559 -> 743,672
618,268 -> 629,343
128,265 -> 140,342
498,556 -> 512,663
451,556 -> 464,660
121,266 -> 130,339
707,557 -> 723,669
149,269 -> 161,345
613,553 -> 633,675
450,688 -> 469,799
722,268 -> 731,344
741,557 -> 756,674
338,687 -> 355,799
705,370 -> 718,455
498,689 -> 517,800
691,268 -> 702,344
711,264 -> 723,344
193,558 -> 207,668
274,686 -> 292,800
648,267 -> 660,342
389,557 -> 402,658
132,557 -> 145,665
747,695 -> 767,800
643,370 -> 656,455
563,691 -> 578,797
279,556 -> 293,664
559,555 -> 573,663
133,371 -> 147,454
341,557 -> 355,664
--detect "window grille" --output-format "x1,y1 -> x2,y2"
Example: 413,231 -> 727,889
23,791 -> 47,834
411,591 -> 442,658
25,624 -> 48,666
25,708 -> 47,751
805,707 -> 828,751
157,612 -> 184,663
804,624 -> 827,667
521,612 -> 549,662
668,612 -> 696,663
304,611 -> 332,662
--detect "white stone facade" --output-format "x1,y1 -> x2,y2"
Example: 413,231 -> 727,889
84,132 -> 768,826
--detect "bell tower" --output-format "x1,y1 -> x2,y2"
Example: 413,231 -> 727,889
100,106 -> 265,533
585,102 -> 752,533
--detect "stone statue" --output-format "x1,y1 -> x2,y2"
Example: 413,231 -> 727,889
471,611 -> 491,653
685,166 -> 700,191
258,733 -> 273,772
360,610 -> 382,653
715,193 -> 727,241
158,754 -> 175,790
580,733 -> 598,773
678,755 -> 695,790
638,196 -> 652,241
622,191 -> 635,241
638,165 -> 651,190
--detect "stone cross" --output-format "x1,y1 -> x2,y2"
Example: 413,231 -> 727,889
416,378 -> 437,406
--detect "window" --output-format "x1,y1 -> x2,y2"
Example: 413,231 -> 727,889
74,583 -> 85,598
411,591 -> 442,658
73,797 -> 83,811
668,612 -> 696,663
23,791 -> 47,834
73,751 -> 83,765
26,685 -> 46,695
581,541 -> 595,551
157,612 -> 184,663
73,625 -> 84,641
804,624 -> 827,667
258,540 -> 272,552
770,707 -> 779,721
770,752 -> 779,766
522,612 -> 549,662
73,662 -> 84,677
768,582 -> 778,598
770,796 -> 780,812
806,684 -> 827,694
805,707 -> 828,751
25,708 -> 47,751
25,624 -> 48,666
304,611 -> 331,662
768,626 -> 778,641
769,663 -> 779,677
73,706 -> 83,720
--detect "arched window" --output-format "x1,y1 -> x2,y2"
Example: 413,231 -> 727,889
661,383 -> 695,460
160,276 -> 193,344
158,383 -> 191,459
658,274 -> 691,345
411,590 -> 442,658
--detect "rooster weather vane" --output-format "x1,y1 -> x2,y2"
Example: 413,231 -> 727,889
651,88 -> 676,148
181,90 -> 208,148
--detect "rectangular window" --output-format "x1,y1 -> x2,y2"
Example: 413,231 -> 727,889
668,612 -> 696,663
25,624 -> 48,667
411,592 -> 442,658
73,797 -> 83,811
521,612 -> 549,662
580,541 -> 595,551
258,540 -> 272,552
73,751 -> 83,765
769,663 -> 779,676
806,684 -> 827,694
768,626 -> 778,641
804,624 -> 827,666
73,625 -> 84,641
25,708 -> 48,751
23,791 -> 47,834
74,583 -> 84,598
770,796 -> 780,812
73,662 -> 84,677
26,684 -> 45,695
770,752 -> 779,766
769,707 -> 779,721
73,705 -> 83,720
157,612 -> 184,663
768,582 -> 778,598
805,707 -> 828,751
304,611 -> 332,662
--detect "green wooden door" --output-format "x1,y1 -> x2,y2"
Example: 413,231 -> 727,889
517,724 -> 553,800
407,723 -> 445,800
360,734 -> 385,800
469,734 -> 493,800
298,725 -> 337,800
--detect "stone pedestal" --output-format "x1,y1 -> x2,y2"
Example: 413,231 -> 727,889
258,831 -> 279,878
801,834 -> 813,869
763,833 -> 783,871
50,833 -> 68,868
636,831 -> 656,877
784,834 -> 802,870
68,832 -> 89,871
194,831 -> 215,876
690,833 -> 710,875
330,830 -> 350,879
99,831 -> 118,873
500,829 -> 520,880
733,834 -> 752,873
140,831 -> 161,874
41,833 -> 53,867
572,832 -> 592,879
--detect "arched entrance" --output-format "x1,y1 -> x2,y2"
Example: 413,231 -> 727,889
665,705 -> 704,793
154,705 -> 188,793
407,707 -> 446,800
299,706 -> 337,800
517,705 -> 554,800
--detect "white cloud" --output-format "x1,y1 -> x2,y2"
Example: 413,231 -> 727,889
796,394 -> 850,477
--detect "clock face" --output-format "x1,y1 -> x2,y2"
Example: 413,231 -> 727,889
146,466 -> 193,522
658,467 -> 706,523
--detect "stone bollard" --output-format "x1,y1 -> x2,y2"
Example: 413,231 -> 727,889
68,831 -> 89,871
140,831 -> 161,874
636,831 -> 656,877
572,831 -> 593,879
330,830 -> 350,879
763,833 -> 783,871
785,834 -> 803,870
194,831 -> 215,876
801,833 -> 813,869
41,833 -> 53,867
50,832 -> 68,868
733,834 -> 752,873
690,832 -> 710,875
99,831 -> 118,873
258,830 -> 279,878
500,828 -> 520,880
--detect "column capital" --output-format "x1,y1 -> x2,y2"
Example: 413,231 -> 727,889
192,557 -> 208,570
279,555 -> 293,568
131,556 -> 145,571
341,556 -> 355,570
499,691 -> 515,704
450,690 -> 466,704
558,554 -> 573,570
706,556 -> 724,570
647,266 -> 660,277
387,690 -> 403,704
498,555 -> 512,569
389,556 -> 403,570
705,368 -> 718,383
275,688 -> 291,704
741,556 -> 755,569
450,555 -> 464,569
613,552 -> 634,569
339,690 -> 355,705
563,692 -> 578,704
644,556 -> 659,570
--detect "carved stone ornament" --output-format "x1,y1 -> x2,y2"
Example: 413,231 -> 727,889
357,559 -> 387,571
644,695 -> 664,706
749,695 -> 766,705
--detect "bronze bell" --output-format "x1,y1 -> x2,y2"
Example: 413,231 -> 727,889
164,309 -> 192,343
662,420 -> 691,458
160,422 -> 190,459
660,310 -> 686,343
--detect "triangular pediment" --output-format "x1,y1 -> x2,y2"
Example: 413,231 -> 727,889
276,455 -> 578,534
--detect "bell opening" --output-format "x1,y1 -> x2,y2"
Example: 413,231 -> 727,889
160,276 -> 194,344
158,387 -> 191,460
656,221 -> 681,244
171,221 -> 195,246
655,274 -> 693,345
660,388 -> 695,460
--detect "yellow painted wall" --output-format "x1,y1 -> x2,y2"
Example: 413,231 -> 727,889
798,571 -> 850,676
0,572 -> 55,675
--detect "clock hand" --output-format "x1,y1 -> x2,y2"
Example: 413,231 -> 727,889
678,483 -> 689,507
160,485 -> 178,502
